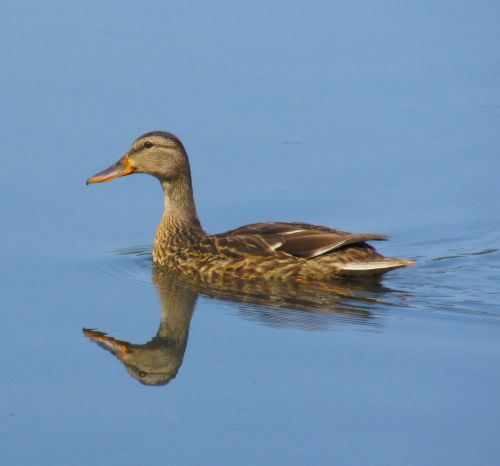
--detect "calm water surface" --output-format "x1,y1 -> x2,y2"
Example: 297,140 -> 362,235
1,1 -> 499,465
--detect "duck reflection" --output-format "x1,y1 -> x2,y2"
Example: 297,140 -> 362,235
84,264 -> 398,386
84,269 -> 196,386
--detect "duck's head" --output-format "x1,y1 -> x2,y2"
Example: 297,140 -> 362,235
86,131 -> 190,185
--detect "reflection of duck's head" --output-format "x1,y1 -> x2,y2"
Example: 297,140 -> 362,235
84,271 -> 196,386
83,329 -> 188,386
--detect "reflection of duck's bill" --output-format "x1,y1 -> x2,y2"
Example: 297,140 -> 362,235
83,328 -> 130,358
86,155 -> 135,185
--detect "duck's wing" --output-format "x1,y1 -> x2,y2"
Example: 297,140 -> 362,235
224,221 -> 336,236
209,233 -> 284,258
222,222 -> 387,260
275,231 -> 387,259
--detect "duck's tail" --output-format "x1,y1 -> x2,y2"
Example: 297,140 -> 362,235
339,258 -> 415,276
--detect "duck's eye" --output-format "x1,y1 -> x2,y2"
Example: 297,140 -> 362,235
138,371 -> 147,378
143,141 -> 154,149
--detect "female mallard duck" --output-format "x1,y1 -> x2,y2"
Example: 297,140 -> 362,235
87,131 -> 414,281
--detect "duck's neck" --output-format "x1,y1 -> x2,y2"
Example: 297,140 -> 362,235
154,175 -> 205,253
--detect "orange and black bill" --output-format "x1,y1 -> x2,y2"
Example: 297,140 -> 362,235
86,155 -> 134,185
83,328 -> 130,358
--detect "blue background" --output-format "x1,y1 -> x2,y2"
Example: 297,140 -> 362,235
1,1 -> 499,465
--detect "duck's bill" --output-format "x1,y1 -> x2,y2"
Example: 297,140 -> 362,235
86,155 -> 135,185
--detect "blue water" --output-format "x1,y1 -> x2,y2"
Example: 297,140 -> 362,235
1,1 -> 499,465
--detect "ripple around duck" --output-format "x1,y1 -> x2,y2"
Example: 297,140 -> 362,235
388,244 -> 500,323
97,245 -> 154,286
97,243 -> 500,328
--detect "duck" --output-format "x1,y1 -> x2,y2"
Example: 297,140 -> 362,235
86,131 -> 414,282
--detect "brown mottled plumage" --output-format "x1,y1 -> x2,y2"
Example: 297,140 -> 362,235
87,131 -> 414,282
